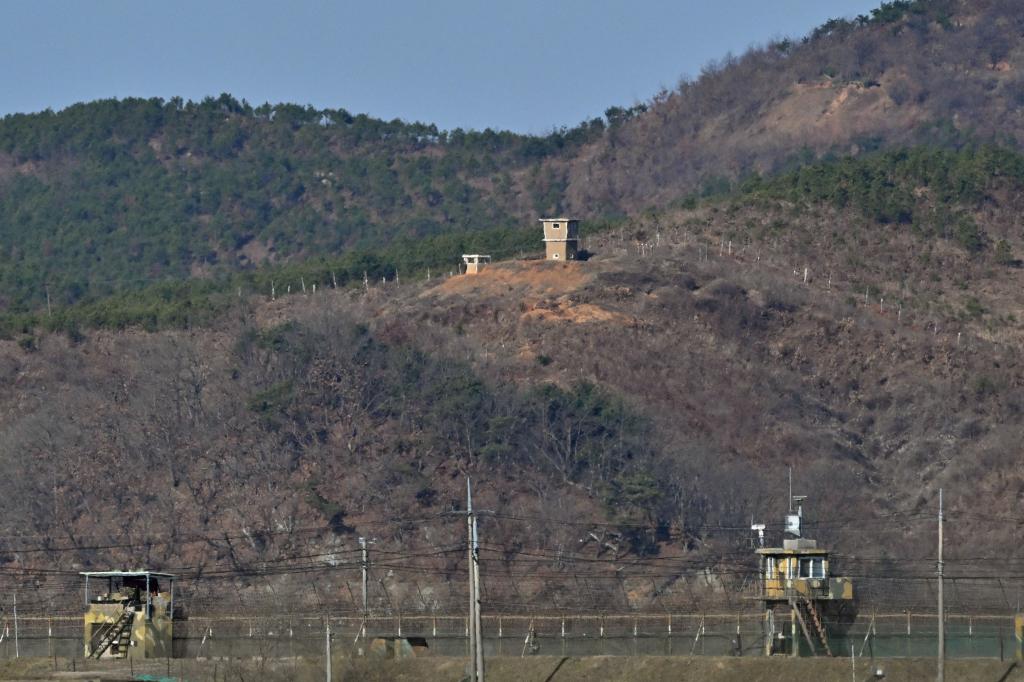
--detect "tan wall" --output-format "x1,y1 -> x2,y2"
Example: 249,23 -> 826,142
542,220 -> 578,241
545,241 -> 577,261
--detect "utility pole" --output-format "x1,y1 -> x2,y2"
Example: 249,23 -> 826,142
466,478 -> 485,682
359,537 -> 369,618
358,535 -> 375,647
325,619 -> 331,682
467,479 -> 478,682
937,488 -> 944,682
472,499 -> 484,680
13,592 -> 18,658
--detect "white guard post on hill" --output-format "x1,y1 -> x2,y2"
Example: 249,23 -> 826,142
462,255 -> 491,274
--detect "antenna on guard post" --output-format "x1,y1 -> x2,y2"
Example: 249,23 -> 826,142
751,523 -> 766,548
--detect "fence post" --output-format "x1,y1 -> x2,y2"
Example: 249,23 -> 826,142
869,618 -> 875,668
690,615 -> 705,657
13,593 -> 18,659
906,611 -> 911,658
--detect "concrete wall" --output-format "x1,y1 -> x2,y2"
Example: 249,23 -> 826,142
545,241 -> 577,260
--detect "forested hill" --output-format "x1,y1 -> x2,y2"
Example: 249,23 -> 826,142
6,0 -> 1024,612
2,0 -> 1024,316
566,0 -> 1024,212
0,96 -> 603,312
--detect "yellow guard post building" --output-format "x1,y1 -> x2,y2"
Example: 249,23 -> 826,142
540,218 -> 579,261
754,496 -> 853,657
81,570 -> 175,659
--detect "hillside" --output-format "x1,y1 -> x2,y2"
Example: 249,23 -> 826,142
0,97 -> 601,312
3,0 -> 1024,617
566,0 -> 1024,212
4,155 -> 1024,614
2,0 -> 1024,318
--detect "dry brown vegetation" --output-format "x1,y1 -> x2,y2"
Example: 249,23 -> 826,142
5,0 -> 1024,619
2,187 -> 1024,615
563,0 -> 1024,214
3,0 -> 1024,317
3,655 -> 1022,682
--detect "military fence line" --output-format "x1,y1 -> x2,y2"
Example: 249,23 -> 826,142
0,611 -> 1017,660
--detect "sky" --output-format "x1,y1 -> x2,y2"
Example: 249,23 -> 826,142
0,0 -> 883,134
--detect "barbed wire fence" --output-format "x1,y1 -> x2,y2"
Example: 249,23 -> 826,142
0,505 -> 1020,661
0,611 -> 1016,661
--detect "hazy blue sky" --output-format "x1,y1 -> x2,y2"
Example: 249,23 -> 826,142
1,0 -> 882,133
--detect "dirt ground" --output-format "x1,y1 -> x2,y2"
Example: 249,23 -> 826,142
0,656 -> 1020,682
350,657 -> 1022,682
428,260 -> 592,299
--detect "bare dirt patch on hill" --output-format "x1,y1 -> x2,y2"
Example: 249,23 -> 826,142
430,260 -> 592,299
520,299 -> 635,325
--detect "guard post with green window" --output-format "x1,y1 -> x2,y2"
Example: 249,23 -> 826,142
754,495 -> 854,657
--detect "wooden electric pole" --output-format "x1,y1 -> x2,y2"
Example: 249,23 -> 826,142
325,619 -> 331,682
937,488 -> 944,682
466,481 -> 475,678
472,501 -> 484,680
13,592 -> 18,658
360,537 -> 369,618
466,478 -> 485,682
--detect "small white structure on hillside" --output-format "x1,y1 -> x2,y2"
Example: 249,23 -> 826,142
462,254 -> 491,274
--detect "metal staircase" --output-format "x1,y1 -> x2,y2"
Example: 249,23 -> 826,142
89,608 -> 134,658
795,597 -> 832,656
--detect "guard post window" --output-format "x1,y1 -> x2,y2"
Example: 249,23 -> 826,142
798,557 -> 824,579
